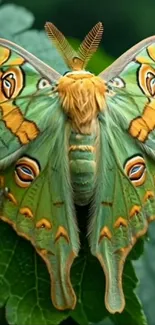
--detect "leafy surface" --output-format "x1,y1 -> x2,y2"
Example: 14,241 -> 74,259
0,4 -> 67,74
0,3 -> 153,325
133,223 -> 155,325
0,222 -> 68,325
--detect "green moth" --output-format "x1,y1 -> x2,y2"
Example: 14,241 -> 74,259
0,21 -> 155,314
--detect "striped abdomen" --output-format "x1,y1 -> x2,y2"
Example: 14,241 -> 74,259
69,130 -> 98,206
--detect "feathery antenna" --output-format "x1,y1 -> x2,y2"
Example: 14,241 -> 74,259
45,22 -> 76,69
45,22 -> 104,70
77,22 -> 104,69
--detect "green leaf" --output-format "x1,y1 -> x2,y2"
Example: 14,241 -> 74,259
70,243 -> 108,325
0,4 -> 34,36
0,222 -> 68,325
0,4 -> 67,74
0,307 -> 8,325
14,30 -> 67,74
133,223 -> 155,325
70,239 -> 147,325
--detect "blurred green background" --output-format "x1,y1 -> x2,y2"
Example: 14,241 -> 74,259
4,0 -> 155,60
1,0 -> 155,324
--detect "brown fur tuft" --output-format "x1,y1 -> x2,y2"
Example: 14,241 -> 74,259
57,73 -> 106,133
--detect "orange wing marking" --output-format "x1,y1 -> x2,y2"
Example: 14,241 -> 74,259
36,218 -> 52,229
55,226 -> 70,243
143,191 -> 154,202
0,176 -> 18,205
6,192 -> 18,205
129,105 -> 155,142
114,217 -> 128,228
98,226 -> 112,243
1,102 -> 39,144
143,191 -> 155,221
147,44 -> 155,62
129,205 -> 141,218
0,47 -> 10,65
129,60 -> 155,142
20,207 -> 34,219
0,55 -> 39,144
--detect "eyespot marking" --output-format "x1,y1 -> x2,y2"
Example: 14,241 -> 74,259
146,71 -> 155,96
38,78 -> 51,89
0,67 -> 24,102
124,155 -> 146,186
2,73 -> 16,99
137,64 -> 155,97
15,156 -> 40,188
109,77 -> 125,88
